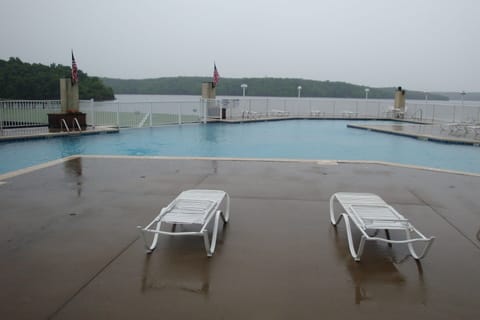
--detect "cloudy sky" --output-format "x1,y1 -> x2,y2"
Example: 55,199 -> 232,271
1,0 -> 479,91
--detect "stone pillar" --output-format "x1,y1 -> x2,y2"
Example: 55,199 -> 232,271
59,78 -> 80,112
394,86 -> 406,110
202,82 -> 219,119
201,82 -> 216,99
49,79 -> 84,130
60,79 -> 68,113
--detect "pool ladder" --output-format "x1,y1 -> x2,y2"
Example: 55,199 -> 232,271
60,118 -> 82,132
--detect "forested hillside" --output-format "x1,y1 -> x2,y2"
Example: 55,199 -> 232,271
433,91 -> 480,101
102,76 -> 449,100
0,57 -> 451,101
0,58 -> 114,100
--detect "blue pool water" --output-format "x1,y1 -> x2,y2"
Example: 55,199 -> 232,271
1,120 -> 480,174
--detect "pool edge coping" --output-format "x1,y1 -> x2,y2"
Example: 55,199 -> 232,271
348,123 -> 480,146
1,155 -> 479,181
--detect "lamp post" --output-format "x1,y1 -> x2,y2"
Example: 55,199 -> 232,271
297,86 -> 302,98
241,83 -> 248,97
461,91 -> 466,107
424,91 -> 428,105
364,88 -> 370,100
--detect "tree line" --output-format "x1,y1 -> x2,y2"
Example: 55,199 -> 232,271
0,57 -> 114,101
102,76 -> 449,100
0,57 -> 451,101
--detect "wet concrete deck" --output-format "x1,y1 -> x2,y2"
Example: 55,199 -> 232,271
1,156 -> 479,319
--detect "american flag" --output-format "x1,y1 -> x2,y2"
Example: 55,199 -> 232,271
71,51 -> 78,85
213,63 -> 219,87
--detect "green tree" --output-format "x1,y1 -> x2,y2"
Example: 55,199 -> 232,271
0,57 -> 114,100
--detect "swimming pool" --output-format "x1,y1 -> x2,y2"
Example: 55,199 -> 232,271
1,120 -> 480,175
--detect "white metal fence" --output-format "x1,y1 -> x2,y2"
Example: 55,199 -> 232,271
1,97 -> 480,137
0,100 -> 61,136
78,99 -> 205,128
219,97 -> 480,123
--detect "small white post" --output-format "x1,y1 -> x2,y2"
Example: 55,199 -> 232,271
149,103 -> 153,127
178,104 -> 182,125
202,98 -> 207,124
364,88 -> 370,116
218,99 -> 222,119
0,102 -> 3,136
90,98 -> 95,129
116,100 -> 120,128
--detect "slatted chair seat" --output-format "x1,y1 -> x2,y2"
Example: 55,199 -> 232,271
138,190 -> 230,257
329,192 -> 435,262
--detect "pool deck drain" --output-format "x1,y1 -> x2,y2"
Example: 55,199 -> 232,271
1,157 -> 479,319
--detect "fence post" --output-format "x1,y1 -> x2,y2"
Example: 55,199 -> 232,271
453,105 -> 456,123
150,102 -> 153,127
0,102 -> 3,136
178,103 -> 182,125
116,100 -> 120,128
90,99 -> 95,129
202,99 -> 207,124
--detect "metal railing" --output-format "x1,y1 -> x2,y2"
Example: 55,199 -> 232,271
2,97 -> 479,137
220,97 -> 480,124
79,98 -> 205,128
0,100 -> 61,136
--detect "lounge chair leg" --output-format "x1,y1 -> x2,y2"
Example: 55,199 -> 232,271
329,195 -> 338,225
203,230 -> 212,257
385,229 -> 392,247
223,193 -> 231,223
137,220 -> 162,254
202,210 -> 223,257
340,214 -> 366,262
329,195 -> 346,226
406,229 -> 435,259
355,236 -> 367,262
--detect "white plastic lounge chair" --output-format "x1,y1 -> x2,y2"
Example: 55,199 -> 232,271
310,110 -> 324,117
329,192 -> 434,262
138,189 -> 230,257
385,106 -> 407,119
271,109 -> 289,116
243,110 -> 259,119
440,122 -> 468,136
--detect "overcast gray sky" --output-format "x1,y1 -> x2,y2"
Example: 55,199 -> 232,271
1,0 -> 479,92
